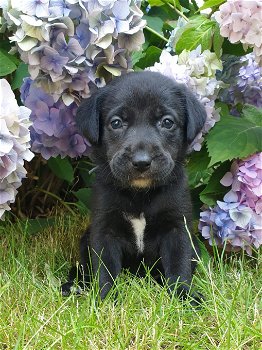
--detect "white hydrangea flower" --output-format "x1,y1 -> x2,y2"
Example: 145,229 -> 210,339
0,79 -> 34,220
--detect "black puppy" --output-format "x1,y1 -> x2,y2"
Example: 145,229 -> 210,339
62,71 -> 206,302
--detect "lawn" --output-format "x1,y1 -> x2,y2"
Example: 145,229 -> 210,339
0,214 -> 261,350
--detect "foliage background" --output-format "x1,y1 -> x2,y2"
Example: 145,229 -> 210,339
0,0 -> 261,254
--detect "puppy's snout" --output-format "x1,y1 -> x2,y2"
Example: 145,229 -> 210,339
132,151 -> 152,172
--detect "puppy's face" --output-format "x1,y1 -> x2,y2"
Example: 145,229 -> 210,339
76,72 -> 206,189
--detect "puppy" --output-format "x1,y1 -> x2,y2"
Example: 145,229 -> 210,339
62,71 -> 206,302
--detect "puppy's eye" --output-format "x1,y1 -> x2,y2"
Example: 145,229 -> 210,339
110,117 -> 123,129
161,117 -> 174,129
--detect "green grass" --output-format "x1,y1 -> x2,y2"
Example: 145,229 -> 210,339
0,214 -> 261,350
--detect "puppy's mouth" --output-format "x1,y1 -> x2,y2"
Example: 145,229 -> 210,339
130,177 -> 153,189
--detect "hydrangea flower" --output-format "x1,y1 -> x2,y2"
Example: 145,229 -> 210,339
1,0 -> 146,158
21,79 -> 90,159
0,79 -> 34,220
199,153 -> 262,254
219,53 -> 262,110
214,0 -> 262,64
147,47 -> 223,151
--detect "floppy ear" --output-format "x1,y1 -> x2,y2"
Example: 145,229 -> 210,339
76,89 -> 104,145
184,88 -> 207,144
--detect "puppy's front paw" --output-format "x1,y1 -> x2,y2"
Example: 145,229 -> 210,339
189,291 -> 205,307
61,282 -> 83,297
177,285 -> 204,307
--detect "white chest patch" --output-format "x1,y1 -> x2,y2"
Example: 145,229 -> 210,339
128,213 -> 146,253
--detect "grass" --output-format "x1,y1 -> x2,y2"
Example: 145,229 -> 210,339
0,214 -> 261,350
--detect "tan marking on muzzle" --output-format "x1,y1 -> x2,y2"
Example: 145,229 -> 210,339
131,178 -> 153,188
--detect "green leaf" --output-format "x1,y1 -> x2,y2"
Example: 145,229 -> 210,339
213,22 -> 224,58
222,39 -> 252,56
75,200 -> 90,214
136,46 -> 162,69
77,160 -> 96,187
73,188 -> 92,209
47,156 -> 74,183
148,0 -> 165,5
131,50 -> 146,66
0,49 -> 17,76
175,16 -> 216,53
18,216 -> 73,235
143,15 -> 164,35
215,102 -> 230,118
11,63 -> 29,90
199,0 -> 225,11
196,238 -> 211,265
179,0 -> 190,9
242,105 -> 262,126
200,161 -> 231,206
191,185 -> 206,220
187,144 -> 212,188
147,3 -> 179,22
19,217 -> 56,235
206,113 -> 262,166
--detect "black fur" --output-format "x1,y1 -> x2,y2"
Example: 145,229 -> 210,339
62,71 -> 206,303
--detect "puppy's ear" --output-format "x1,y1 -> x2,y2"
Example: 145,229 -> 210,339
76,89 -> 104,145
184,88 -> 207,144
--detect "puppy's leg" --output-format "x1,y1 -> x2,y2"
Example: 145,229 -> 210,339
61,230 -> 91,296
91,234 -> 122,300
159,228 -> 203,304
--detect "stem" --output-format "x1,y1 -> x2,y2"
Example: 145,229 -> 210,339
208,8 -> 216,19
144,25 -> 168,43
162,0 -> 189,22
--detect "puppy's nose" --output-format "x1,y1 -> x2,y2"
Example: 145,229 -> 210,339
132,152 -> 152,172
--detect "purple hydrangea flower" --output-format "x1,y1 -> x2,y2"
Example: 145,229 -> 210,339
53,32 -> 84,60
33,102 -> 60,137
49,0 -> 70,18
40,47 -> 69,78
20,77 -> 33,103
199,153 -> 262,254
220,53 -> 262,110
23,82 -> 90,159
75,22 -> 92,49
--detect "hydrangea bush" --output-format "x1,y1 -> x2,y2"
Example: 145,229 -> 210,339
0,79 -> 34,219
1,0 -> 146,158
0,0 -> 261,254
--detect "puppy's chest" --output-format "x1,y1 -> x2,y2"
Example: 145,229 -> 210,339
124,213 -> 147,253
124,212 -> 159,254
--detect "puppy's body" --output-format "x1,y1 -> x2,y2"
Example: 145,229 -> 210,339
63,72 -> 206,301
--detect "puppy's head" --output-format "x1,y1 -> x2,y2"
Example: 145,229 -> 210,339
76,72 -> 206,189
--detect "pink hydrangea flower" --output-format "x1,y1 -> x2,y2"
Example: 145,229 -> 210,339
214,0 -> 262,64
221,153 -> 262,213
